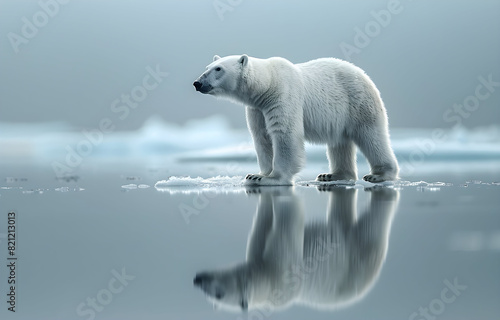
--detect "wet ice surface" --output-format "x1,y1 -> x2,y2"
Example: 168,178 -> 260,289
0,159 -> 499,320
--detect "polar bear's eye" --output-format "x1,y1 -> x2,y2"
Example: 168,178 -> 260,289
215,67 -> 222,72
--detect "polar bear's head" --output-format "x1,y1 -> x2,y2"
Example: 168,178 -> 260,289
193,54 -> 249,98
193,266 -> 249,311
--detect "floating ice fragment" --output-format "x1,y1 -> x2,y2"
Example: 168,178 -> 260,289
121,184 -> 138,189
22,189 -> 43,194
411,181 -> 429,187
55,187 -> 84,192
156,176 -> 204,187
428,182 -> 447,187
466,180 -> 482,185
417,186 -> 441,192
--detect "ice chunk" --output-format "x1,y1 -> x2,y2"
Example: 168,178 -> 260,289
154,176 -> 245,194
155,176 -> 244,188
121,184 -> 138,189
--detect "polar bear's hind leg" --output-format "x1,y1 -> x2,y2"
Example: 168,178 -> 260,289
354,127 -> 399,183
316,141 -> 358,182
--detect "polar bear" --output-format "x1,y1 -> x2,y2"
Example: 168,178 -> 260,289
193,186 -> 399,312
193,55 -> 399,185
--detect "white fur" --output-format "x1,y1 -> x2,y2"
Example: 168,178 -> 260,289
194,55 -> 399,185
194,187 -> 399,311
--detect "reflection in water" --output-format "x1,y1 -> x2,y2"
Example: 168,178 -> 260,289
194,186 -> 399,312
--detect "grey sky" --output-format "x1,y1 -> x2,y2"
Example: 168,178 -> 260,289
1,0 -> 499,131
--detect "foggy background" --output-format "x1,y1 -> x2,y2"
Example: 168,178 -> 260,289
1,0 -> 499,132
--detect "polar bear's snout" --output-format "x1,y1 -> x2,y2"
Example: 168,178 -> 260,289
193,79 -> 213,94
193,273 -> 226,299
193,272 -> 213,286
193,81 -> 203,91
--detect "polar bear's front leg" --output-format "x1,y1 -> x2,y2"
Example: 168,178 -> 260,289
245,108 -> 305,186
246,107 -> 273,176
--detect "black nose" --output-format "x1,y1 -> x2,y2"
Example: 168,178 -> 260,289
193,81 -> 202,91
215,290 -> 224,300
193,273 -> 213,286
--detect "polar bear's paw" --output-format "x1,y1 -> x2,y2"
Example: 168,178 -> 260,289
245,174 -> 265,182
316,173 -> 355,182
244,174 -> 293,186
363,174 -> 387,183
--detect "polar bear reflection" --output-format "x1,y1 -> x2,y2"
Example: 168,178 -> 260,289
194,186 -> 399,312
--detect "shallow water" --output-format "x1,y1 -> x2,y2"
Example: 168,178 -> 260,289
0,159 -> 499,320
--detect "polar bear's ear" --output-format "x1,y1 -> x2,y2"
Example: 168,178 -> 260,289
238,54 -> 248,67
213,55 -> 221,61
